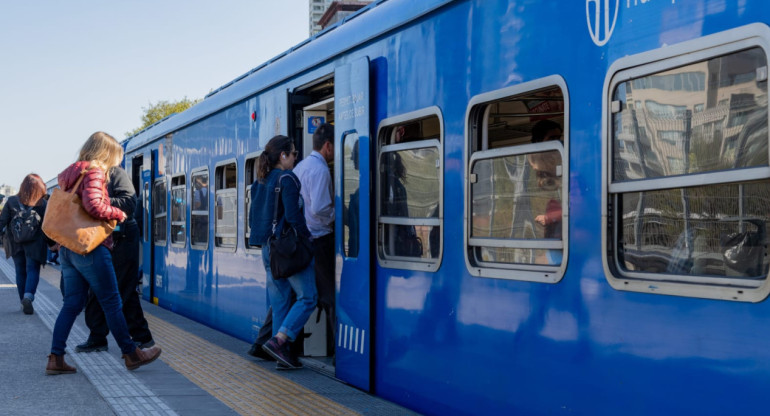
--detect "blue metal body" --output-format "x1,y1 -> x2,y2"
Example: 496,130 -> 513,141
123,1 -> 770,414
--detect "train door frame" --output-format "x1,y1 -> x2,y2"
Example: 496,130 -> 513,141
288,75 -> 338,368
334,56 -> 373,391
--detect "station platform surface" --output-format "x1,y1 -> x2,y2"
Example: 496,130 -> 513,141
0,250 -> 418,416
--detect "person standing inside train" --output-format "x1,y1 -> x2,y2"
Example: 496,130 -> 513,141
46,131 -> 161,375
249,135 -> 317,369
293,123 -> 336,357
0,173 -> 51,314
74,166 -> 155,353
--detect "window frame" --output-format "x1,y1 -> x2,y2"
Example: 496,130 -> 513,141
190,167 -> 210,250
601,23 -> 770,302
151,176 -> 168,246
244,151 -> 262,252
169,174 -> 187,248
463,75 -> 570,283
375,106 -> 444,272
214,159 -> 238,251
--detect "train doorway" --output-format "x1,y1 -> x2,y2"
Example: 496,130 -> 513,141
289,76 -> 338,372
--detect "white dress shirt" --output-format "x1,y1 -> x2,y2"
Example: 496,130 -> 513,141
293,150 -> 334,239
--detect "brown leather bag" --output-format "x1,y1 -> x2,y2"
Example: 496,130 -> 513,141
42,173 -> 116,255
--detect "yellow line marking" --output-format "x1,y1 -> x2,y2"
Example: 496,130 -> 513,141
145,313 -> 361,416
37,266 -> 358,415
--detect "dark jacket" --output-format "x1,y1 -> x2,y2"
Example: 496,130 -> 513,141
249,168 -> 310,246
107,167 -> 139,243
0,195 -> 49,263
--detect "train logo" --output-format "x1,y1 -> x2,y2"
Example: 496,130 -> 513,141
586,0 -> 619,46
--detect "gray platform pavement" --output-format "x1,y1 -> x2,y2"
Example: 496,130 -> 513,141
0,250 -> 418,416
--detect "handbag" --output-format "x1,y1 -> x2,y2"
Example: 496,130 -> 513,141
268,174 -> 313,279
41,172 -> 117,255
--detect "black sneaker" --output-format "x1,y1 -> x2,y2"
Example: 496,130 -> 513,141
75,339 -> 108,353
276,361 -> 302,371
21,298 -> 33,315
262,337 -> 295,368
247,343 -> 275,361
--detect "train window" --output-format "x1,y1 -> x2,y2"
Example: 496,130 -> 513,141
244,153 -> 261,250
604,30 -> 770,302
376,108 -> 443,271
190,168 -> 209,249
342,132 -> 360,257
215,161 -> 237,249
142,182 -> 149,243
464,76 -> 569,283
170,174 -> 186,247
152,177 -> 167,245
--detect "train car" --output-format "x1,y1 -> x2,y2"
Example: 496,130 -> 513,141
122,0 -> 770,414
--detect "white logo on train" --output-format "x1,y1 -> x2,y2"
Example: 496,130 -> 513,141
586,0 -> 619,46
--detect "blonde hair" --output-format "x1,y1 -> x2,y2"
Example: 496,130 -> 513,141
78,132 -> 124,176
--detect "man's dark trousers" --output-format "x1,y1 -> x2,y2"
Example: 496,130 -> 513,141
83,220 -> 152,345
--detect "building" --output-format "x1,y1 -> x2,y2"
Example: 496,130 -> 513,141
309,0 -> 334,35
310,0 -> 373,35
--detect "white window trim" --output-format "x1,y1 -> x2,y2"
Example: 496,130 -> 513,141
214,159 -> 238,252
190,167 -> 210,250
152,177 -> 168,246
375,106 -> 444,272
463,75 -> 570,283
601,23 -> 770,302
244,151 -> 263,253
170,174 -> 186,248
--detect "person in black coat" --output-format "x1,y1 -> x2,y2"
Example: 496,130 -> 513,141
0,173 -> 50,314
75,166 -> 155,352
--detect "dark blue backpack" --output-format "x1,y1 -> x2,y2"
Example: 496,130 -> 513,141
11,202 -> 41,243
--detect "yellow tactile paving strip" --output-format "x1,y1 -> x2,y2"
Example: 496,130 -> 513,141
146,313 -> 360,416
38,268 -> 359,415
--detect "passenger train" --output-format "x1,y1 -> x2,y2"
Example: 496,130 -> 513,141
121,0 -> 770,414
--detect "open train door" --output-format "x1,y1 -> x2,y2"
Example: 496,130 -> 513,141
334,56 -> 372,391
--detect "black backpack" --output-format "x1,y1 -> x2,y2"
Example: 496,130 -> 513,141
10,202 -> 41,244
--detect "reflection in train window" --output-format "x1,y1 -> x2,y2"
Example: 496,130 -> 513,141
377,110 -> 442,269
342,132 -> 360,257
215,161 -> 237,249
607,46 -> 770,300
465,80 -> 568,283
190,168 -> 209,249
170,174 -> 186,247
152,177 -> 167,245
245,155 -> 261,250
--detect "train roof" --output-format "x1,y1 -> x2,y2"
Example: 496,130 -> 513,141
125,0 -> 454,153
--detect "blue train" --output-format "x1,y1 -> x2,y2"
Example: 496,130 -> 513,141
122,0 -> 770,414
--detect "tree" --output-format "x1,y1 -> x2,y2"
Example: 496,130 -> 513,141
126,97 -> 200,137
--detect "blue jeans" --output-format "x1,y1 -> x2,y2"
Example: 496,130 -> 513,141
262,244 -> 317,341
50,246 -> 136,355
12,251 -> 41,302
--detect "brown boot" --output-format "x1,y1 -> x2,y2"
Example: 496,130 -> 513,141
123,346 -> 162,371
46,354 -> 76,375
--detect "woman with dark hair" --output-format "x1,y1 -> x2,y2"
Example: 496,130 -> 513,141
249,135 -> 317,369
46,131 -> 161,375
0,173 -> 50,314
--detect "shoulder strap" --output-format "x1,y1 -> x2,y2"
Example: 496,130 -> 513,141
271,178 -> 282,234
66,171 -> 87,194
271,173 -> 300,235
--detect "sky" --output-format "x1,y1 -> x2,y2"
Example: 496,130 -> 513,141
0,0 -> 310,190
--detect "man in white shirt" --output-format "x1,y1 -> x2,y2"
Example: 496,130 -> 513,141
293,123 -> 335,356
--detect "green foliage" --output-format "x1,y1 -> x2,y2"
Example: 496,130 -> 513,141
126,97 -> 200,137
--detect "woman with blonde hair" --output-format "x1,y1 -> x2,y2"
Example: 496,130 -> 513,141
46,131 -> 161,375
0,173 -> 51,314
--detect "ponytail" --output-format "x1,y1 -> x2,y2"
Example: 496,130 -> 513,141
256,135 -> 294,182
